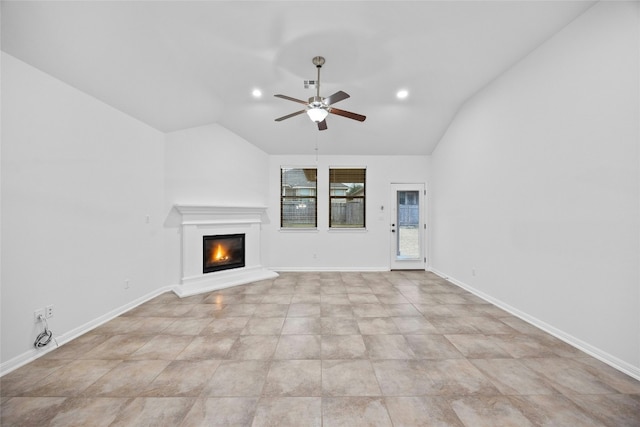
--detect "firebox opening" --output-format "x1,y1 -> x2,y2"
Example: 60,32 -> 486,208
203,234 -> 245,274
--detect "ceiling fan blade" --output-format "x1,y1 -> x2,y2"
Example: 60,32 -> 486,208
275,110 -> 306,121
324,91 -> 350,106
329,107 -> 366,122
274,94 -> 309,105
317,119 -> 328,131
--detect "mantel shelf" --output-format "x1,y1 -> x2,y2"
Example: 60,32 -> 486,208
174,205 -> 268,225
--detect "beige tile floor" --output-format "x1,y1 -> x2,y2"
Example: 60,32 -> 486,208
2,271 -> 639,426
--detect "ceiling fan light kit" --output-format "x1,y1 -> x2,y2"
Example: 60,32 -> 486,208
275,56 -> 366,131
307,105 -> 328,123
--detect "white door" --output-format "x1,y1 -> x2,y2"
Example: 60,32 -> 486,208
390,183 -> 426,270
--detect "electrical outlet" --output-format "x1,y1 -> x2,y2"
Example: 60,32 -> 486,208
34,309 -> 45,323
124,279 -> 130,289
45,305 -> 54,318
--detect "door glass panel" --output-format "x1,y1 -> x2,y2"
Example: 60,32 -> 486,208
396,190 -> 420,259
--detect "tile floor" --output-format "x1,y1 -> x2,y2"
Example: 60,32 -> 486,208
1,271 -> 639,426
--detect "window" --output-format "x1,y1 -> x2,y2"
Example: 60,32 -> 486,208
281,168 -> 317,228
329,168 -> 366,228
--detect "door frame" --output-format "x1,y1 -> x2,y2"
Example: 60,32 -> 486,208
389,183 -> 426,270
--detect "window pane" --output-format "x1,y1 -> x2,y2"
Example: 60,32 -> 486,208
281,168 -> 317,228
397,190 -> 420,258
281,198 -> 317,227
329,168 -> 365,228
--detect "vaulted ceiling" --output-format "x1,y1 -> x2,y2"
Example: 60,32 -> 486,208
1,1 -> 595,155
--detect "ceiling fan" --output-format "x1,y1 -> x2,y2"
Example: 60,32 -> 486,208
274,56 -> 366,131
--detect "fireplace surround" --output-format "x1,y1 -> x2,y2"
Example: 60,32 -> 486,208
174,205 -> 278,297
203,233 -> 245,274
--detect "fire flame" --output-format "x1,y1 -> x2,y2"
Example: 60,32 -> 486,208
210,244 -> 229,263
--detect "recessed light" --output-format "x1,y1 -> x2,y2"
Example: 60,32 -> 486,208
252,89 -> 262,98
396,89 -> 409,100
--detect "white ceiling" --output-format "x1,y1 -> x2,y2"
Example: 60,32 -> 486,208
1,1 -> 595,155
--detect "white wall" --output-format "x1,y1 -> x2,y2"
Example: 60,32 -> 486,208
1,53 -> 165,370
265,155 -> 429,270
163,124 -> 270,286
430,1 -> 639,374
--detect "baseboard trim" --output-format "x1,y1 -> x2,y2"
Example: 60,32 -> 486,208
0,286 -> 173,377
429,268 -> 640,381
272,267 -> 390,272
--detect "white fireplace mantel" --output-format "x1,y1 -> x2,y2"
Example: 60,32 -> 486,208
175,205 -> 267,225
173,204 -> 278,297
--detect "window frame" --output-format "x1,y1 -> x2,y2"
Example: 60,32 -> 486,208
328,167 -> 366,229
280,167 -> 318,229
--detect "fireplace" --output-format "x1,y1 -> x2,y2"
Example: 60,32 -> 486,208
174,205 -> 278,297
203,234 -> 245,274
